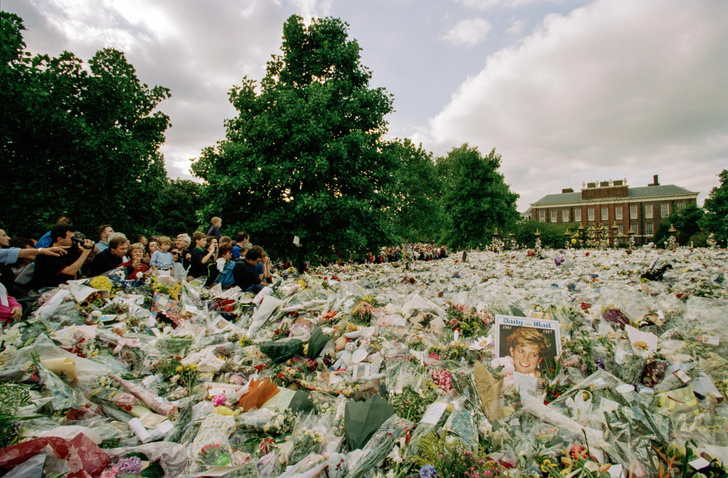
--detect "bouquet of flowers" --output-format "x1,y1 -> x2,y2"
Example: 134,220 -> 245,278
428,342 -> 469,362
413,431 -> 509,478
284,412 -> 326,465
0,384 -> 31,448
346,415 -> 412,478
445,304 -> 494,338
197,443 -> 233,467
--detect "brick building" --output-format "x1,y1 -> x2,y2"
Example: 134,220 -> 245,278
529,175 -> 698,244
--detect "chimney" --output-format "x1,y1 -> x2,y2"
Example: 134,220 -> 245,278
562,188 -> 574,193
649,174 -> 659,186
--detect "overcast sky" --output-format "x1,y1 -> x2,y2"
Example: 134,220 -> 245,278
3,0 -> 727,211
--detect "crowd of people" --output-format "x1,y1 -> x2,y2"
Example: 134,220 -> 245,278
0,216 -> 453,323
367,244 -> 449,264
0,217 -> 274,322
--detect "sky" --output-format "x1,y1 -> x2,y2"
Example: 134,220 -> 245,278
2,0 -> 727,211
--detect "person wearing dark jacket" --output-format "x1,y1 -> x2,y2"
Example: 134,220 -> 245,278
232,248 -> 265,293
88,235 -> 128,277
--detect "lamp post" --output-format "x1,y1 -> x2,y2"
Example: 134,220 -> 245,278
611,222 -> 619,248
491,228 -> 503,252
627,226 -> 635,251
667,224 -> 678,249
564,228 -> 571,249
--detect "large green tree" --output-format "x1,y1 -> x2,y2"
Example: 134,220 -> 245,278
192,15 -> 396,263
154,179 -> 204,236
383,138 -> 445,243
436,144 -> 519,250
0,12 -> 170,238
654,204 -> 704,246
699,169 -> 728,246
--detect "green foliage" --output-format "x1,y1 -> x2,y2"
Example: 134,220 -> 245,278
436,144 -> 519,250
154,179 -> 204,236
0,12 -> 170,238
193,15 -> 396,263
700,169 -> 728,247
653,204 -> 704,246
411,432 -> 508,478
513,220 -> 581,249
383,138 -> 445,243
0,384 -> 31,448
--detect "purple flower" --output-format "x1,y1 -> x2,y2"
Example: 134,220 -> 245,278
118,456 -> 143,475
420,464 -> 438,478
596,357 -> 605,369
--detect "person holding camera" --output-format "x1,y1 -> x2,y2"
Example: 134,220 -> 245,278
32,224 -> 95,289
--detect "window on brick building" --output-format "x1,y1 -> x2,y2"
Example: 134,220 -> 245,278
601,207 -> 608,221
661,204 -> 669,218
588,208 -> 595,221
676,202 -> 686,211
645,223 -> 653,236
615,206 -> 622,220
617,224 -> 623,234
550,210 -> 557,223
562,210 -> 569,222
574,209 -> 581,222
630,205 -> 638,219
539,210 -> 545,222
630,223 -> 638,235
645,205 -> 653,219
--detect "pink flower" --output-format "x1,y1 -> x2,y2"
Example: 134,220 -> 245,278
212,393 -> 227,407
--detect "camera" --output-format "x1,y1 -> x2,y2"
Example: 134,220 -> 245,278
72,231 -> 94,250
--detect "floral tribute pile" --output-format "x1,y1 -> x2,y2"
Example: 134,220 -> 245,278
0,246 -> 727,478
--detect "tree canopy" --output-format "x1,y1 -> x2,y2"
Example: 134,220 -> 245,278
0,12 -> 171,238
192,15 -> 396,262
436,144 -> 519,250
700,169 -> 728,246
383,138 -> 445,244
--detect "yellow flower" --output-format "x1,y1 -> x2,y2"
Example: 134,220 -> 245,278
89,276 -> 113,292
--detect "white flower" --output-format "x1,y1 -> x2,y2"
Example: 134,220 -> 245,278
386,445 -> 403,464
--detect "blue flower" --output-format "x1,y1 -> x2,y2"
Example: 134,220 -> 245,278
420,464 -> 438,478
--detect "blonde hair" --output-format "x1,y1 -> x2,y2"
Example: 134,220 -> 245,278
506,327 -> 548,355
128,242 -> 145,254
211,216 -> 222,225
158,235 -> 171,245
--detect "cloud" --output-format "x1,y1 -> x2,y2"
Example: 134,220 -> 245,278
425,0 -> 728,209
505,19 -> 526,36
441,17 -> 492,47
8,0 -> 295,178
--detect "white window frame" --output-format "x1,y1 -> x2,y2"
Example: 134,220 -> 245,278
676,202 -> 686,211
661,204 -> 670,218
574,209 -> 581,222
645,205 -> 653,219
562,210 -> 569,222
631,223 -> 638,235
550,210 -> 557,223
601,207 -> 609,221
539,210 -> 546,222
588,208 -> 595,221
615,206 -> 622,221
630,205 -> 638,219
645,223 -> 654,236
